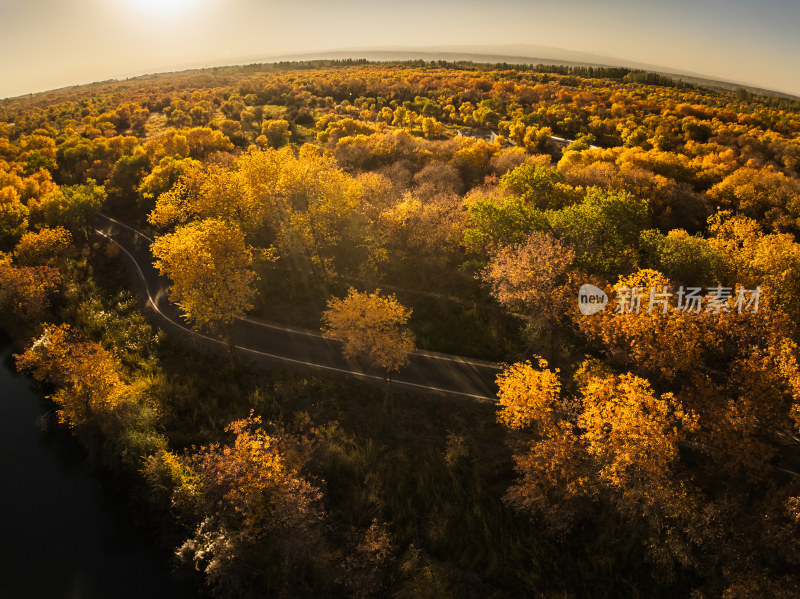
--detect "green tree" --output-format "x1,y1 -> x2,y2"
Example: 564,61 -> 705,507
106,153 -> 150,208
639,228 -> 727,287
499,164 -> 582,210
34,181 -> 106,239
23,151 -> 57,176
463,195 -> 548,254
548,187 -> 649,276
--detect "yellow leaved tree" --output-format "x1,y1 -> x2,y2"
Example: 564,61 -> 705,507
497,357 -> 700,546
0,257 -> 61,325
190,412 -> 324,536
15,323 -> 127,429
497,359 -> 591,533
13,226 -> 72,268
148,147 -> 376,287
151,218 -> 257,359
176,412 -> 326,591
578,372 -> 698,492
321,288 -> 414,407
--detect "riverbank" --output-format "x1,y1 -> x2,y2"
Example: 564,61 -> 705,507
0,337 -> 198,599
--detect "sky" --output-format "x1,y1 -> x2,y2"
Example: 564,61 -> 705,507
0,0 -> 798,99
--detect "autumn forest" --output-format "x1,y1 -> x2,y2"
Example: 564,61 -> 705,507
2,60 -> 800,597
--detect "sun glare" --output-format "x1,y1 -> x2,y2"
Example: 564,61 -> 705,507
131,0 -> 196,16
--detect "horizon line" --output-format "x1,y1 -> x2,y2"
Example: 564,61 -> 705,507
2,47 -> 798,103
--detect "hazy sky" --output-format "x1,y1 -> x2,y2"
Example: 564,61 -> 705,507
1,0 -> 798,99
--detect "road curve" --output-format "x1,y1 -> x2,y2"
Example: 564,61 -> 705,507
95,214 -> 502,401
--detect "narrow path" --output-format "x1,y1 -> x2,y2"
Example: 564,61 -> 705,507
95,214 -> 502,401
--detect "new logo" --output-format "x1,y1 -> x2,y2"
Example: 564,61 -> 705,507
578,284 -> 608,315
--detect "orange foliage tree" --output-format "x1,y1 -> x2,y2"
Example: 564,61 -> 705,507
481,231 -> 575,360
15,324 -> 127,428
0,254 -> 60,325
177,412 -> 326,595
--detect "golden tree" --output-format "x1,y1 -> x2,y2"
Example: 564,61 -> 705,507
708,165 -> 800,231
149,147 -> 374,286
577,269 -> 710,381
579,373 -> 698,491
0,256 -> 60,325
191,412 -> 323,535
497,359 -> 699,541
321,288 -> 414,404
15,324 -> 127,428
497,358 -> 563,433
708,211 -> 800,327
421,117 -> 443,139
720,338 -> 800,477
497,359 -> 591,533
13,226 -> 72,267
0,188 -> 29,249
261,119 -> 291,148
151,218 -> 257,356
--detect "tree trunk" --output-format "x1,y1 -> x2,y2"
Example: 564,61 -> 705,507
548,323 -> 559,368
384,371 -> 394,418
222,321 -> 240,369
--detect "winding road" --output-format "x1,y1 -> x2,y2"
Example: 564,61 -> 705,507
95,214 -> 502,401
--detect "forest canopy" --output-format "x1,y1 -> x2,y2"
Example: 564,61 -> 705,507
3,60 -> 800,598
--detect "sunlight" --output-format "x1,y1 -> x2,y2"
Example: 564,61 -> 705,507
129,0 -> 197,16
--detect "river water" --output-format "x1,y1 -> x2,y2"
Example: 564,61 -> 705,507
0,338 -> 198,599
